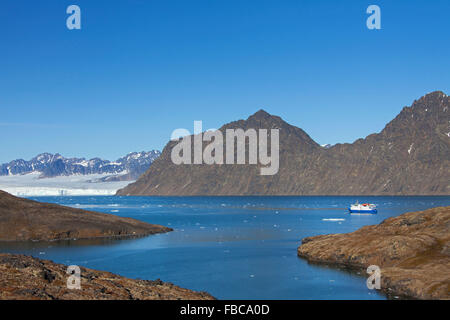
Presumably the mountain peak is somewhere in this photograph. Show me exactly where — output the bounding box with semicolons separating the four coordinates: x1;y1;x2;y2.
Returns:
408;90;449;113
420;90;447;99
248;109;272;120
413;91;448;107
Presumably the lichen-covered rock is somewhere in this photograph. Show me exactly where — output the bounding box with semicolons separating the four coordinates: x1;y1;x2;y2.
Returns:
0;254;214;300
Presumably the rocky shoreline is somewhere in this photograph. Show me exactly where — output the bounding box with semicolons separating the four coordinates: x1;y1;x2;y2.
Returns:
0;191;215;300
0;253;214;300
298;206;450;299
0;190;172;241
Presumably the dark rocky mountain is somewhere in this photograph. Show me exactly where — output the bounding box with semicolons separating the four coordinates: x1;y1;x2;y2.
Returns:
117;91;449;195
0;151;160;180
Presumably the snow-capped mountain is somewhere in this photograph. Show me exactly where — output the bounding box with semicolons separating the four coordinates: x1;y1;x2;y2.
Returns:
0;151;161;180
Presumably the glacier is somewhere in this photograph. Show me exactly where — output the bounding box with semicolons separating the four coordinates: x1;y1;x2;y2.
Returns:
0;172;132;196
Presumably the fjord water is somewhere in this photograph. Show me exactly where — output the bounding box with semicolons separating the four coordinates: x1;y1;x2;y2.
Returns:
2;196;449;299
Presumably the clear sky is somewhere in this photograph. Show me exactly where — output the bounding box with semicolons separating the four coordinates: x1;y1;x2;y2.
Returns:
1;0;449;163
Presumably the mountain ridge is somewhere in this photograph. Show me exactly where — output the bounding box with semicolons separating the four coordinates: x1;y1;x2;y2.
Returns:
0;151;161;181
117;91;449;196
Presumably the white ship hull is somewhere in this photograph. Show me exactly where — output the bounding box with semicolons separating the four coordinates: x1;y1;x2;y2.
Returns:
348;203;377;214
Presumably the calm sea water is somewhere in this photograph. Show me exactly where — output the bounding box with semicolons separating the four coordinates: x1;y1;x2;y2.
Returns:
2;196;449;299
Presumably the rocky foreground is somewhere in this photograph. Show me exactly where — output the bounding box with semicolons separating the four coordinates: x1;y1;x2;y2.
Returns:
298;206;450;299
0;254;214;300
0;190;171;241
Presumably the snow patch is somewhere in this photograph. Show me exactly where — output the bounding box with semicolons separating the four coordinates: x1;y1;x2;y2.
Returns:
408;143;414;155
74;160;89;167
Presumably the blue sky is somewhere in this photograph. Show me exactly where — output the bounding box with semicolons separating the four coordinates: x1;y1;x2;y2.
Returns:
0;0;449;163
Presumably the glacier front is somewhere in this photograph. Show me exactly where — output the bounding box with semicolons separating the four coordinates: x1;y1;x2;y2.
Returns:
0;172;132;196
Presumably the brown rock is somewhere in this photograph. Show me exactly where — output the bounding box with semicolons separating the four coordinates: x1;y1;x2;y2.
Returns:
297;206;450;299
0;190;172;241
0;254;214;300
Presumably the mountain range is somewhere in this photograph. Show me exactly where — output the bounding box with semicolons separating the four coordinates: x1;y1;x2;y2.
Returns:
117;91;450;195
0;151;161;181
